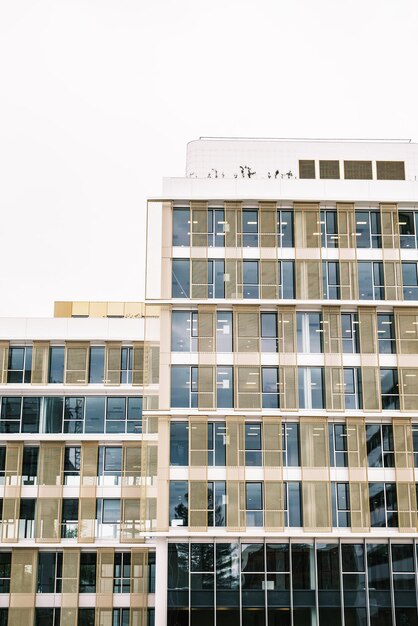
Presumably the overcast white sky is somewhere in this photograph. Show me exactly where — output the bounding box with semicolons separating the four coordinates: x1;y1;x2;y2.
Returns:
1;0;418;316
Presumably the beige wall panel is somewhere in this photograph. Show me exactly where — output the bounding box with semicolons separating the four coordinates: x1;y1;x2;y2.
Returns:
65;342;89;385
337;203;356;249
278;307;296;353
236;366;261;409
31;341;49;384
399;368;418;411
61;549;80;626
358;307;377;354
105;342;121;385
361;367;380;411
381;203;400;249
2;443;23;543
259;202;277;248
395;309;418;355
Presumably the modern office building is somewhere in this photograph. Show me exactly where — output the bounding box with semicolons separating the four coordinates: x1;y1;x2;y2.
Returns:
2;138;418;626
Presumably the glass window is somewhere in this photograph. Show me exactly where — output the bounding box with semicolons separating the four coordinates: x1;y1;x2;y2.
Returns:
216;312;232;352
298;367;324;409
169;481;188;527
0;448;5;485
126;397;142;434
262;367;279;408
35;608;61;626
170;422;188;466
172;208;190;247
322;261;340;299
171;311;194;352
369;483;397;527
0;397;21;433
120;347;133;384
79;553;97;593
208;259;225;298
22;447;39;485
358;261;384;300
297;312;322;353
261;312;278;352
242;209;258;247
172;259;190;298
98;447;122;485
331;483;350;527
208;482;226;527
245;424;262;466
355;211;381;248
402;262;418;300
208;208;225;248
392;544;414;573
88;347;104;383
48;347;65;383
283;423;300;467
78;609;95;626
278;210;294;247
320;210;338;247
341;313;359;353
112;609;130;626
21;397;40;433
329;424;348;467
279;260;295;299
97;499;120;538
64;397;84;433
106;397;126;434
377;314;396;353
44;397;63;434
243;261;259;299
171;366;190;408
37;552;62;593
64;447;81;485
61;499;78;538
380;368;399;410
7;346;32;383
399;211;417;249
0;553;11;593
343;368;362;410
84;396;105;433
113;552;131;593
19;498;36;539
217;367;233;409
245;483;263;527
208;422;226;466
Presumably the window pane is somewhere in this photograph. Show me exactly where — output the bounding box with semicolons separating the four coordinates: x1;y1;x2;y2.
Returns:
88;347;105;383
171;312;192;352
172;260;190;298
170;422;189;466
48;347;65;383
171;367;190;408
85;396;105;433
173;208;190;246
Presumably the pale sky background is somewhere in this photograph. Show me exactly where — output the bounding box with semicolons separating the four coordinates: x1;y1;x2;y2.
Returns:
1;0;418;317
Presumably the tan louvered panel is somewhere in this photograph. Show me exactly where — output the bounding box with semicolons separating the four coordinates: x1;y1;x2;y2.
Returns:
346;417;370;532
384;261;402;300
235;308;260;352
36;443;64;542
0;341;8;384
358;307;377;354
2;442;23;543
299;160;315;179
325;366;344;411
189;417;208;530
65;342;89;385
224;201;241;248
361;367;380;411
132;342;144;385
279;366;298;410
395;308;418;354
226;415;245;531
296;260;322;300
225;259;243;299
156;416;170;532
198;305;216;353
377;161;405;180
337;203;356;249
121;500;142;543
105;342;121;385
260;260;278;299
263;417;284;531
344;160;372;180
31;341;49;384
278;307;296;353
191;259;208;299
122;443;142;500
145;345;160;386
259;201;277;248
293;203;321;248
319;160;340;179
131;548;148;626
322;306;342;354
191;201;208;247
198;365;215;409
9;549;37;622
96;549;114;616
393;419;416;531
399;368;418;411
79;442;98;543
339;261;357;300
380;204;400;249
140;442;158;536
236;366;261;409
61;548;80;626
300;417;331;531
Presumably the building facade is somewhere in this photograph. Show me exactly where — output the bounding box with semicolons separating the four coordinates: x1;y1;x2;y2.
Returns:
2;138;418;626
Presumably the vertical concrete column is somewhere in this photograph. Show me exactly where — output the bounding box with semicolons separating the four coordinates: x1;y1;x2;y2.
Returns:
155;537;168;626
